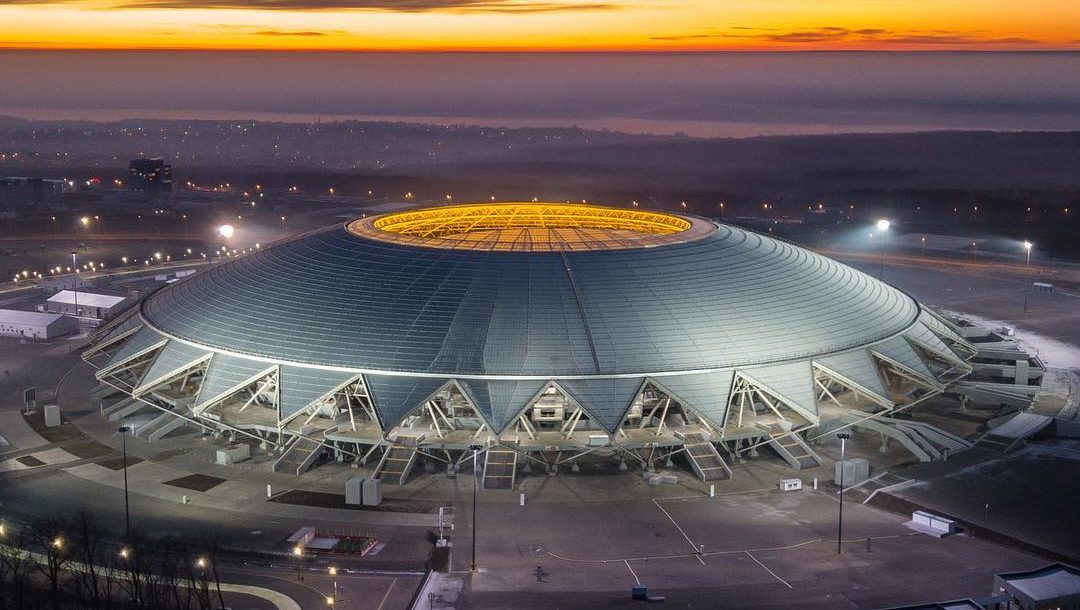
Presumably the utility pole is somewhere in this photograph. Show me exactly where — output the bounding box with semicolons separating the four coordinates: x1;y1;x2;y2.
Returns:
118;426;131;539
836;432;850;555
70;250;79;316
469;443;482;572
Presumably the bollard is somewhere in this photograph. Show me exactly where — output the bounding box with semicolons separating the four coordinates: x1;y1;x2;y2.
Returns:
267;484;273;498
182;495;189;504
709;484;715;498
866;537;871;553
520;493;526;507
813;477;818;490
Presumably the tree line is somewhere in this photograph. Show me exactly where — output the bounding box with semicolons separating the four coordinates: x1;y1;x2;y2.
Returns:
0;512;230;610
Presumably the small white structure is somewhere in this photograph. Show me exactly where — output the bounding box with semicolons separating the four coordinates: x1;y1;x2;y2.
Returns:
44;404;62;428
345;477;364;505
0;309;77;340
778;478;803;492
362;477;382;506
215;444;251;465
46;290;131;320
835;457;870;486
908;510;958;538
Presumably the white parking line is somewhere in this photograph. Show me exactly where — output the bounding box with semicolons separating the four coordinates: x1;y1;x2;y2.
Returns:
376;577;397;610
652;499;706;565
624;560;641;585
744;550;792;589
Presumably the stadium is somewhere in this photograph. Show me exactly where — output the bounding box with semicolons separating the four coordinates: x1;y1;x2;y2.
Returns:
83;202;977;488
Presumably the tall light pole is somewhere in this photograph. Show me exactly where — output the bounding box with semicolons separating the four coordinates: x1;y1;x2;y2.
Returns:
292;544;304;581
1024;241;1033;267
469;443;482;572
118;425;132;539
70;251;79;316
875;219;890;280
836;432;851;555
328;566;338;605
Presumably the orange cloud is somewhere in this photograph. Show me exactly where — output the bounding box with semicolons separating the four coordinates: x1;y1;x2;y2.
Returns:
0;0;1077;51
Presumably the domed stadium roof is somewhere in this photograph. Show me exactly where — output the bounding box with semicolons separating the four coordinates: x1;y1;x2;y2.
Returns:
89;203;973;434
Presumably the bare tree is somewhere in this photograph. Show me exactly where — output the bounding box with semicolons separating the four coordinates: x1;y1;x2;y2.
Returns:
29;517;71;610
200;532;228;610
69;511;108;609
0;526;33;610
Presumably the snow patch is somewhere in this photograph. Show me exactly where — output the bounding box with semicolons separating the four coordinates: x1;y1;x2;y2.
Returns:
938;309;1080;369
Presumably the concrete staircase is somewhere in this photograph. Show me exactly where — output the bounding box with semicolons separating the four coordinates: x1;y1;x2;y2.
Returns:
680;432;731;481
763;424;822;470
272;437;324;476
482;443;518;490
373;443;419;485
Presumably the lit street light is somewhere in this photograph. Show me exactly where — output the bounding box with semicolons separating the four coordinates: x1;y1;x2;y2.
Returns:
1024;241;1033;267
875;219;890;280
328;566;339;605
217;224;235;239
293;545;304;581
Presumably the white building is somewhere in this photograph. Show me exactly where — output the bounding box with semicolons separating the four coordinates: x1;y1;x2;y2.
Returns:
0;309;78;340
46;290;132;320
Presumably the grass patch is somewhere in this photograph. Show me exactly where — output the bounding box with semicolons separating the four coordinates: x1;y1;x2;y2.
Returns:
162;473;226;492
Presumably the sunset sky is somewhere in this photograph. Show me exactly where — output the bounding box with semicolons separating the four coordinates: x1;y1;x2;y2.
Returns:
2;0;1079;51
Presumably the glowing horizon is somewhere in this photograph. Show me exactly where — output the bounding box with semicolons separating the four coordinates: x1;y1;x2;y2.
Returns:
1;0;1079;51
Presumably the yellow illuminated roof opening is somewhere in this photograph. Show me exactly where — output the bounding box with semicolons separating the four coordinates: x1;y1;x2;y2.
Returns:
348;202;714;252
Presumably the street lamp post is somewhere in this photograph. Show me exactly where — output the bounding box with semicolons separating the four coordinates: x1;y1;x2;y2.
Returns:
875;219;890;280
293;545;304;580
469;443;482;572
836;432;851;555
328;566;338;605
118;426;132;540
70;251;79;316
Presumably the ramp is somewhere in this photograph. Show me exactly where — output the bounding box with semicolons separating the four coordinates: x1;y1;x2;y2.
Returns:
681;433;731;481
136;409;193;441
888;419;971;454
835;414;934;462
976;411;1053;452
273;437;324;475
763;424;822;470
954;381;1039;409
373;443;419;485
482;443;518;490
91;383;123;401
834;414;972;462
839;471;910;504
103;398;150;422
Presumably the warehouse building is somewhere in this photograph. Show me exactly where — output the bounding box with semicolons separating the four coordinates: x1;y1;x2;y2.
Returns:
0;309;77;340
47;290;132;320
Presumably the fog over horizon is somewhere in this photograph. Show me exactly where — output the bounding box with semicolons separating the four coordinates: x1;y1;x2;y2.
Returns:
2;51;1079;137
